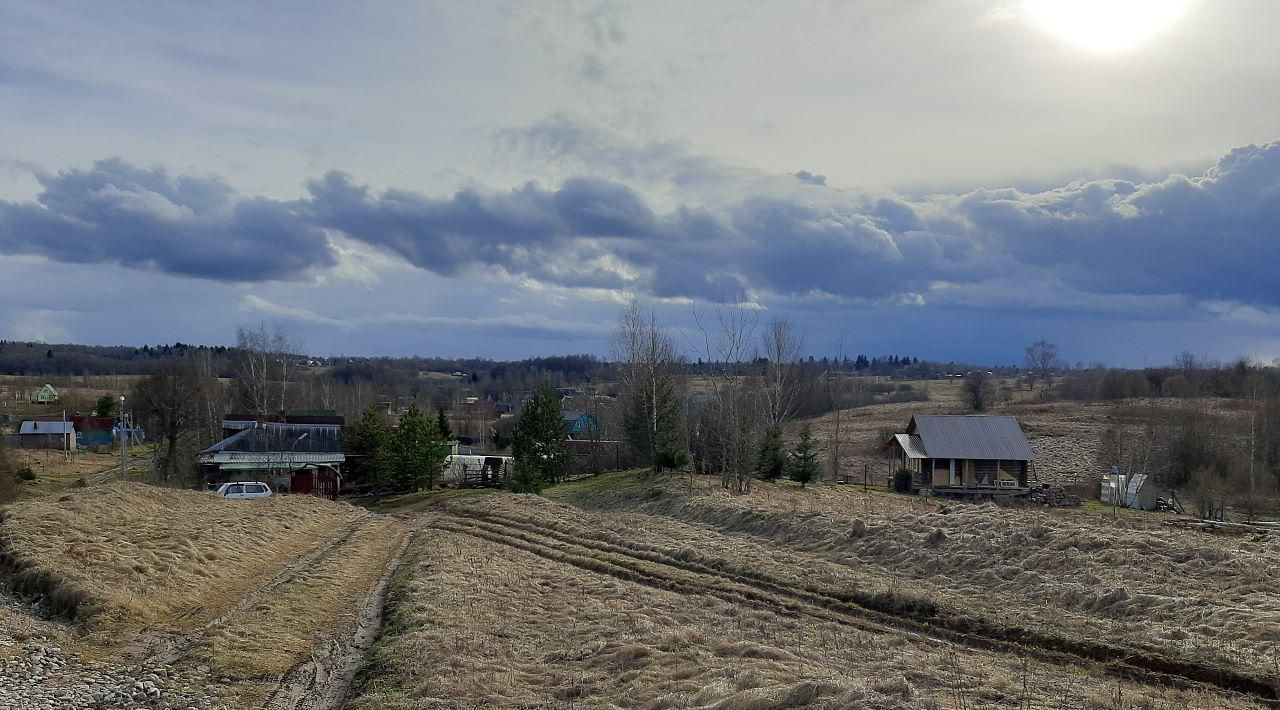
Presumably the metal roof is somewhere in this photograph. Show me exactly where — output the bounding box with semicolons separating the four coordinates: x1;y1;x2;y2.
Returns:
906;415;1034;461
893;433;929;459
199;451;344;465
19;421;74;435
201;422;343;455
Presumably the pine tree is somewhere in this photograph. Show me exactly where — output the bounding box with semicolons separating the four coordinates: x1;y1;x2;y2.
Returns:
394;403;451;491
755;425;786;480
436;407;453;441
624;374;685;473
788;427;820;488
94;394;116;417
511;382;570;492
348;405;391;488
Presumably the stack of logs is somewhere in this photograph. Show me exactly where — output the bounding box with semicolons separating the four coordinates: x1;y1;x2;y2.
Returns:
1023;485;1083;507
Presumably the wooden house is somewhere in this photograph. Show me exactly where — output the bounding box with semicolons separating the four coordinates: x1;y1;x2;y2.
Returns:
32;384;58;404
197;422;344;496
886;415;1035;496
19;420;75;449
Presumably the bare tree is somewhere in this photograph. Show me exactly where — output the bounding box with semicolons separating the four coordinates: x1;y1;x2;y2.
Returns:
235;324;274;420
271;325;302;414
234;323;301;419
825;339;847;484
132;359;217;484
613;300;684;473
758;316;805;428
690;298;760;492
1024;340;1060;391
961;370;995;412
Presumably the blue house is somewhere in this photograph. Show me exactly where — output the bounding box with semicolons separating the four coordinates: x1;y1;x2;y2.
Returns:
561;410;600;440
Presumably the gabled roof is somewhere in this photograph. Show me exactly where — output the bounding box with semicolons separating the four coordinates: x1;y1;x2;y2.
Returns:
904;415;1034;461
893;433;928;459
20;421;74;435
202;422;343;455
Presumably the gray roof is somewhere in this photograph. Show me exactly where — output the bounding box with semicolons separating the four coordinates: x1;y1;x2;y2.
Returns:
201;422;343;455
20;421;74;435
893;433;928;459
905;415;1034;461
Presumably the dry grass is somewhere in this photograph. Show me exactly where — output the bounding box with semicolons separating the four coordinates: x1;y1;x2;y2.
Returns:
349;512;1254;709
9;448;129;500
191;515;405;680
540;472;1280;685
0;481;368;629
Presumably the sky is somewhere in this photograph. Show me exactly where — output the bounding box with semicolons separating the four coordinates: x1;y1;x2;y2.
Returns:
2;0;1280;366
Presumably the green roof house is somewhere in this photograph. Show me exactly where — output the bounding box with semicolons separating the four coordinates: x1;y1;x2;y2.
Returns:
33;384;59;404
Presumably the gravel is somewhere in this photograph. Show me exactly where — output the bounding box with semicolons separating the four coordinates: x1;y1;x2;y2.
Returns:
0;636;233;710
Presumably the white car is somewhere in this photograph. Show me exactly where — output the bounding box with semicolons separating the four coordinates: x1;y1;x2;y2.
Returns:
215;481;273;499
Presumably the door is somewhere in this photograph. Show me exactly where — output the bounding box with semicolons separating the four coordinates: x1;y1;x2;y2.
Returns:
948;459;959;486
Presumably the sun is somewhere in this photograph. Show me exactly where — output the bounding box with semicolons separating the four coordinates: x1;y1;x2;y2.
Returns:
1024;0;1193;53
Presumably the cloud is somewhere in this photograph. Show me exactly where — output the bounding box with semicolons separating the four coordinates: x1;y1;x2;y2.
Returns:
793;170;827;186
0;158;335;281
7;138;1280;318
239;294;612;339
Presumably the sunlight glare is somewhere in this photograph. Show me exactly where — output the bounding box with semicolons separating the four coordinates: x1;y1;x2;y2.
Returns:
1025;0;1193;53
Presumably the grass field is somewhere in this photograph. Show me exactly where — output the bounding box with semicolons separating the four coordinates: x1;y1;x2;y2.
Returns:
0;482;408;706
348;471;1279;708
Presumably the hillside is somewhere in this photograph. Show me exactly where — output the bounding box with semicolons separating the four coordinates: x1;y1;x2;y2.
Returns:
0;482;408;708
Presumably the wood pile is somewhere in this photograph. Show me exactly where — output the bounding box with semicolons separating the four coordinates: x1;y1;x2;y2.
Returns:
1023;486;1083;507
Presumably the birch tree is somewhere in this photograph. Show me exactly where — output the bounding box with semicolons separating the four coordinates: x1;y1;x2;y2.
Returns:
613;301;685;473
691;299;760;492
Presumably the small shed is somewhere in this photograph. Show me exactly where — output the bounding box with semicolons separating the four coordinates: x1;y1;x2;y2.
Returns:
19;420;75;449
33;384;59;404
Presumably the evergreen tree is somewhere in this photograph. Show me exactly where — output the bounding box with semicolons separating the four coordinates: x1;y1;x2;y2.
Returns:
94;394;117;417
394;403;450;491
436;407;453;441
348;405;391;488
624;374;685;473
511;382;570;492
788;427;820;488
755;425;786;480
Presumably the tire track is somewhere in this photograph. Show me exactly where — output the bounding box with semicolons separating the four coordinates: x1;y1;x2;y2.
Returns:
143;515;370;666
431;509;1278;705
262;530;415;710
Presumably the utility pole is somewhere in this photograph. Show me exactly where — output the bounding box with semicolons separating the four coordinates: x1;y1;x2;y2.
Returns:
119;395;128;478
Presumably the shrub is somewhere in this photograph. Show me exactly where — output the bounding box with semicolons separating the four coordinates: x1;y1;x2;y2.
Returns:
892;469;915;493
17;467;36;482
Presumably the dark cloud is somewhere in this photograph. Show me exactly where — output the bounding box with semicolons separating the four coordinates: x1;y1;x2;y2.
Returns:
0;158;334;281
792;170;827;186
5;140;1280;313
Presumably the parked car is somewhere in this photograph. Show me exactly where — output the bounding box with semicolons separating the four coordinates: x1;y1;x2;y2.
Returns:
215;481;273;499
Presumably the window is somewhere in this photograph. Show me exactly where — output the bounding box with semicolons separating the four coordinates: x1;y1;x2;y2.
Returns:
225;484;244;495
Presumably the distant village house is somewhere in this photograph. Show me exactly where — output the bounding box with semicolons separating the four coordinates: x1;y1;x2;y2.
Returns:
18;420;75;449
